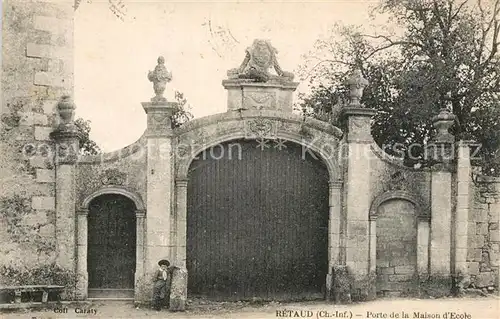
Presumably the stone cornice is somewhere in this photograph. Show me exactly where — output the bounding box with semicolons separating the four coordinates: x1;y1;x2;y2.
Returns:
221;79;299;90
340;106;376;120
174;110;343;138
141;101;178;113
50;128;82;141
79;134;147;164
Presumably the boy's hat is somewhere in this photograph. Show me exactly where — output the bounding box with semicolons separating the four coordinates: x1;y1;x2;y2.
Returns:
158;259;170;266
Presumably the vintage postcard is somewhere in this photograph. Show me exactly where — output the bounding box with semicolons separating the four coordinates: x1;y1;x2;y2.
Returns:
0;0;499;318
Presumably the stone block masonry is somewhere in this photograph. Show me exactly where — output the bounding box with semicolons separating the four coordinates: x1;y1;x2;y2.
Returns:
0;0;75;271
467;176;500;292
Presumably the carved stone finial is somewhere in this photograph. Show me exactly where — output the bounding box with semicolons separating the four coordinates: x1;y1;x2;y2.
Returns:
147;56;172;103
432;108;456;143
227;39;294;83
56;95;76;129
347;69;369;106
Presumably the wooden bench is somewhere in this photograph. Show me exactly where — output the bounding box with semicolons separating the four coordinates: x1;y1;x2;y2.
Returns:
0;285;65;304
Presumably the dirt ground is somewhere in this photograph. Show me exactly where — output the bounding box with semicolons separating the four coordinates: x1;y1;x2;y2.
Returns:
1;296;499;319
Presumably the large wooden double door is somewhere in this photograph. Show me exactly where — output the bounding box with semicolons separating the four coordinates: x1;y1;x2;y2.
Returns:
87;194;136;298
187;139;329;300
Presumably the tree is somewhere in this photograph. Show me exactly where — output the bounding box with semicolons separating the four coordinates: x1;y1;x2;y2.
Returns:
74;118;101;155
299;0;500;175
171;90;194;129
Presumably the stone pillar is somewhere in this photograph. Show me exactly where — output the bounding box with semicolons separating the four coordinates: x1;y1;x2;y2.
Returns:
455;141;472;278
50;96;81;272
369;218;377;275
142;56;177;279
143;100;176;271
427;108;456;279
340;70;376;300
135;209;146;300
75;209;88;300
326;180;343;299
417;216;430;277
169;267;187;311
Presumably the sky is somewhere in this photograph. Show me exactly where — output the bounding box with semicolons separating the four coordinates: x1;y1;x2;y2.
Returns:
74;0;380;151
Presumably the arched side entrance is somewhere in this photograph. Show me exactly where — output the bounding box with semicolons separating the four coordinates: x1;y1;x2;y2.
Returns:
369;191;430;297
375;199;417;296
87;194;137;297
186;139;330;300
77;187;146;300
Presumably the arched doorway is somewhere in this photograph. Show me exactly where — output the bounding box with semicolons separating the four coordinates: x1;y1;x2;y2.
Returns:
87;194;137;298
186;139;329;300
375;199;418;297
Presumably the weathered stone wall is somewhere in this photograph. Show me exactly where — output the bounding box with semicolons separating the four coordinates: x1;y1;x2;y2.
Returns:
0;0;74;271
369;145;431;209
76;138;148;206
375;199;418;297
368;145;430;297
467;175;500;293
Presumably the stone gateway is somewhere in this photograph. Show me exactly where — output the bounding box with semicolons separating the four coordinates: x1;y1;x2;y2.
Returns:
0;0;499;311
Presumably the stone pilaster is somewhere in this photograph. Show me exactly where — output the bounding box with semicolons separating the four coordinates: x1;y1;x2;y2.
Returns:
75;209;88;300
174;178;188;268
135;209;146;301
326;180;343;299
142;101;176;273
454;141;473;277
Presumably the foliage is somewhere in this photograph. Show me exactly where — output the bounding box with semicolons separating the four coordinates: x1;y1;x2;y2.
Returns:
0;263;79;299
172;91;194;129
298;0;500;175
74;118;101;156
0;194;56;254
0;101;23;130
0;194;32;241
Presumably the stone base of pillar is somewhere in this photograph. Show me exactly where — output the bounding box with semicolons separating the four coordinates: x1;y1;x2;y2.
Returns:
169;267;187;311
351;274;377;302
329;265;353;304
134;271;154;304
418;275;453;298
75;273;88;300
325;272;333;301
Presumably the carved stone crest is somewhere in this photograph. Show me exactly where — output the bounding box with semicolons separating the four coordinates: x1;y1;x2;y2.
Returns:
387;171;406;191
100;168;127;186
245;119;276;139
227;39;294;82
243;92;276;110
